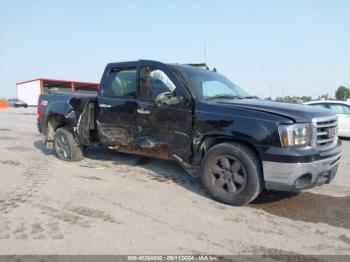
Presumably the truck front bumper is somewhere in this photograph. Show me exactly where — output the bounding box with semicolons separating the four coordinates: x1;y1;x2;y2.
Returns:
263;142;342;192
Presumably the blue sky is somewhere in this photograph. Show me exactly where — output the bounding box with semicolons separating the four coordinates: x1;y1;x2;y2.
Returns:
0;0;349;99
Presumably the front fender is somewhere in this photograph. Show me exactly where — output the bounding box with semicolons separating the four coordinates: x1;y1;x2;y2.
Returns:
193;111;281;163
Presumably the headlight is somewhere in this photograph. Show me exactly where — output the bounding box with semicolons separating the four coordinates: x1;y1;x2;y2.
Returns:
278;123;314;148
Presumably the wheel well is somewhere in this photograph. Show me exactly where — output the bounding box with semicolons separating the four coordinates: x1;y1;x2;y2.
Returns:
46;114;67;141
200;136;261;164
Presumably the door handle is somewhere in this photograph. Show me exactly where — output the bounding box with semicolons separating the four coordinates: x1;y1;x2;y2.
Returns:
137;108;150;114
99;103;111;108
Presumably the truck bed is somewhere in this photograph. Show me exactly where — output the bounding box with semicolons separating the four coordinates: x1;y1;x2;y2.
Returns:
38;89;97;143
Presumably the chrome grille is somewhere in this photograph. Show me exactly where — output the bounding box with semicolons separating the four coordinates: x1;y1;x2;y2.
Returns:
313;116;338;150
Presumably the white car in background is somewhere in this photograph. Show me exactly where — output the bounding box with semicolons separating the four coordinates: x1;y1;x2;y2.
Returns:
8;98;28;108
304;100;350;138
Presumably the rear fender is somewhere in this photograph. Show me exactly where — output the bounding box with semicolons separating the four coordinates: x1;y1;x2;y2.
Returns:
44;99;78;141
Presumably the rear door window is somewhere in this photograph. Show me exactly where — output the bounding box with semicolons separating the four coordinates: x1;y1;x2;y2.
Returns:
102;69;137;97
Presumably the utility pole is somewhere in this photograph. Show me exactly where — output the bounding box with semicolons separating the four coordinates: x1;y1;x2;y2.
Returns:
203;40;207;64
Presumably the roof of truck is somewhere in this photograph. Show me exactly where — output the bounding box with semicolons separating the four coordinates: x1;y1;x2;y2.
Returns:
105;60;211;71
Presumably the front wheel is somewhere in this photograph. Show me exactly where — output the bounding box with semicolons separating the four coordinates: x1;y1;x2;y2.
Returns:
53;127;84;161
201;142;263;206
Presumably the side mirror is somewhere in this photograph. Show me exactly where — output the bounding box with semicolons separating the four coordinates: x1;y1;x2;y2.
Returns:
155;92;183;106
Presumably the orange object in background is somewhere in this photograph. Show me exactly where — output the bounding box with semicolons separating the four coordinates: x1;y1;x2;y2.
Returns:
0;100;9;108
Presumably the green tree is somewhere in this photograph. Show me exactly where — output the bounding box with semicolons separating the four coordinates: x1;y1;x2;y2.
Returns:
275;97;284;102
335;86;350;101
274;96;314;103
320;94;330;100
301;96;312;102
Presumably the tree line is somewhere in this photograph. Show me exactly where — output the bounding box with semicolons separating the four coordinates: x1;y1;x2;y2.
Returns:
269;86;350;103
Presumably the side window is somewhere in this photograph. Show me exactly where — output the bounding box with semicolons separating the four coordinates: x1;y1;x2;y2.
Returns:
310;103;327;109
102;69;137;97
140;67;176;100
328;104;350;115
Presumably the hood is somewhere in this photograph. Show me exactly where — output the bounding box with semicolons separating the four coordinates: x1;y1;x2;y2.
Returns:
217;99;336;123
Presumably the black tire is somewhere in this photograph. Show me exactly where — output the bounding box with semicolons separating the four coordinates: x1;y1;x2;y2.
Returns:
53;127;84;161
13;104;18;108
201;142;263;206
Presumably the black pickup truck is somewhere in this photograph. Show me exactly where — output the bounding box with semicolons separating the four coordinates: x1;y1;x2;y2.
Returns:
37;60;342;205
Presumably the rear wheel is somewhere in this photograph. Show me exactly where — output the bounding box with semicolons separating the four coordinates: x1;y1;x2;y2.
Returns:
53;127;83;161
201;142;263;206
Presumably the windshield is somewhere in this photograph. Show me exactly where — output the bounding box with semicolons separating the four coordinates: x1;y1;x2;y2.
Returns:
178;66;250;101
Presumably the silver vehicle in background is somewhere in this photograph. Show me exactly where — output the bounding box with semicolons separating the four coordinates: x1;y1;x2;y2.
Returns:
304;100;350;138
8;98;28;108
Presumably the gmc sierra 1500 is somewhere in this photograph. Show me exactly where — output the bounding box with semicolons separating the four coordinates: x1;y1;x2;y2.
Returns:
37;60;342;205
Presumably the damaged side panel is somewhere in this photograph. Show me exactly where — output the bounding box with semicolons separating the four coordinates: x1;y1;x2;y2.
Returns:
96;121;134;146
95;96;139;148
135;99;194;162
73;97;97;145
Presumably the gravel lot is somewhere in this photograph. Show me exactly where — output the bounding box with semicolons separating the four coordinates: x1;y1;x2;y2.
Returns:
0;107;349;255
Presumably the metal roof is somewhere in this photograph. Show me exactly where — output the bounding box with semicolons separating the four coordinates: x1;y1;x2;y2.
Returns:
16;78;99;87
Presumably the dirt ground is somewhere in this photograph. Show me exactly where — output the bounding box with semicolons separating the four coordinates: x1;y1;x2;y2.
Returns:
0;107;349;255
